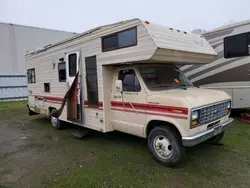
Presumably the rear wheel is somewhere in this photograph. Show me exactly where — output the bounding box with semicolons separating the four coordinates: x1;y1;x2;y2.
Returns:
50;109;62;130
148;126;185;167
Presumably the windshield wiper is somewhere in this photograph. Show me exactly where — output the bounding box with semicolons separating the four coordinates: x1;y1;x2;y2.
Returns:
177;84;187;90
152;84;173;88
152;84;187;90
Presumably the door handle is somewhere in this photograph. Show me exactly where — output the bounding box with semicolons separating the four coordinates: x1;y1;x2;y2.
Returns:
123;92;138;95
66;81;70;89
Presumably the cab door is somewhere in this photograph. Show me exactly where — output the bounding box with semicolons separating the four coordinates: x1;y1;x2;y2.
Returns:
111;68;146;137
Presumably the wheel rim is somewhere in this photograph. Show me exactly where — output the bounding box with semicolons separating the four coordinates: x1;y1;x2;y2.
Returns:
51;116;58;128
153;135;173;159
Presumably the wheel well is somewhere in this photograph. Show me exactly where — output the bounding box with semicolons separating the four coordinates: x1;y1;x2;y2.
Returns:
48;107;56;114
146;120;181;138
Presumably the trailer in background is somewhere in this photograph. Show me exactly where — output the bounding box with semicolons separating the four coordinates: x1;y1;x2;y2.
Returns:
181;20;250;109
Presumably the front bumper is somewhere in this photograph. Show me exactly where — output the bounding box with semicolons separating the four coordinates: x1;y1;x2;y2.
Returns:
182;118;234;147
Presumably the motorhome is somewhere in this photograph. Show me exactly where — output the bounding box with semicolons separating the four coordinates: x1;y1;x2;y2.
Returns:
26;19;233;167
181;20;250;109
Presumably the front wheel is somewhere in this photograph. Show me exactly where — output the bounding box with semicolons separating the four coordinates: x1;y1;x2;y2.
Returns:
148;126;185;167
50;109;62;130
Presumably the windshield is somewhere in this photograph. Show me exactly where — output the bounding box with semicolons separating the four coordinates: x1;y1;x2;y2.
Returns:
138;65;193;91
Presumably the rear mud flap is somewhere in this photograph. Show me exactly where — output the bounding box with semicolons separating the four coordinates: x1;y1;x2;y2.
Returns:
27;104;39;116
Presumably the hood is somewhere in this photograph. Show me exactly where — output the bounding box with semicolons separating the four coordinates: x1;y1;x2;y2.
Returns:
147;87;231;109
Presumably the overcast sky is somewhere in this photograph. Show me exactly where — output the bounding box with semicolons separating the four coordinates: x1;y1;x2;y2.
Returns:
0;0;249;33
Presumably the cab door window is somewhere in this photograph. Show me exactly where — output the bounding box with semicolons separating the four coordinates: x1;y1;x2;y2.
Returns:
118;69;141;92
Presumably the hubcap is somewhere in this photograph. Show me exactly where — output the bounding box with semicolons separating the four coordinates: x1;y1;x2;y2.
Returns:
51;116;58;127
153;135;172;159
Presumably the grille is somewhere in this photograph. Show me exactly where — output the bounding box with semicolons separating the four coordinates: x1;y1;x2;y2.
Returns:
199;102;228;125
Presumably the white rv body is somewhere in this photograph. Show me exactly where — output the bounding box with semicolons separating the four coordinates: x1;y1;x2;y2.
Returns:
26;19;233;166
181;20;250;109
26;18;217;132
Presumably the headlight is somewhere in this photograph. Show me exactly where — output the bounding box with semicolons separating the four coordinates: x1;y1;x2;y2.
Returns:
191;111;199;120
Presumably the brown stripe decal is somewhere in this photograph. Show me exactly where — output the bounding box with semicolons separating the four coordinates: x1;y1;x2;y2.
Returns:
182;64;203;74
209;38;224;45
188;56;246;80
212;41;223;49
203;28;234;40
193;63;250;85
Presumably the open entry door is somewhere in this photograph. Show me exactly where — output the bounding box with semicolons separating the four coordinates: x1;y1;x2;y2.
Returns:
66;52;79;87
65;52;82;121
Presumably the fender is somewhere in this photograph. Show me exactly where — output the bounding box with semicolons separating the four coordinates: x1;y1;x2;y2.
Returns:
144;115;189;137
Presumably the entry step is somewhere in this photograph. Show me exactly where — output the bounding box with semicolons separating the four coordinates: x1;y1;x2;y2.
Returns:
71;127;90;139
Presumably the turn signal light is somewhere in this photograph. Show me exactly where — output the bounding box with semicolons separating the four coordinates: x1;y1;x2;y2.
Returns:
145;21;150;24
191;120;198;126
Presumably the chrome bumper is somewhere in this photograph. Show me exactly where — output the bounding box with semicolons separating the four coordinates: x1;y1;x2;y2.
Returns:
182;118;234;147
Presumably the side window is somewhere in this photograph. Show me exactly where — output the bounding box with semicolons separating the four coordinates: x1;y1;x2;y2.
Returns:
27;68;36;84
118;28;137;48
118;69;141;92
224;32;250;58
44;83;50;92
85;56;99;106
102;34;118;51
68;53;77;77
102;27;137;52
58;62;66;82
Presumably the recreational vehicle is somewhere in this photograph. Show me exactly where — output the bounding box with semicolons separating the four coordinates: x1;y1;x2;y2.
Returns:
181;20;250;109
26;19;233;167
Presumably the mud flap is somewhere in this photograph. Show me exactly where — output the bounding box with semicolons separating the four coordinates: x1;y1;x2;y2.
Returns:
50;72;80;118
27;104;39;116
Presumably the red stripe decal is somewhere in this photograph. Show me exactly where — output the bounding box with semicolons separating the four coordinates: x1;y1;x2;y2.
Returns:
32;95;187;117
45;100;62;104
111;101;188;115
111;108;187;120
84;100;103;108
34;95;63;102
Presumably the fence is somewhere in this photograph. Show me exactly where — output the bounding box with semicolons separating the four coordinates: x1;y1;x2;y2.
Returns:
0;75;27;101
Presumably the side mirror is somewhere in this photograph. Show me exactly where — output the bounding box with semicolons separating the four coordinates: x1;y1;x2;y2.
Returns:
224;32;250;59
115;80;123;93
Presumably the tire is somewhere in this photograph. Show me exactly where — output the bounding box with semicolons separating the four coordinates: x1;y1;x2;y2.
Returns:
50;109;62;130
148;126;185;167
208;132;224;144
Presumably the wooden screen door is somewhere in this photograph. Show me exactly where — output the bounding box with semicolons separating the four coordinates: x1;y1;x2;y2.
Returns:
65;51;82;121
